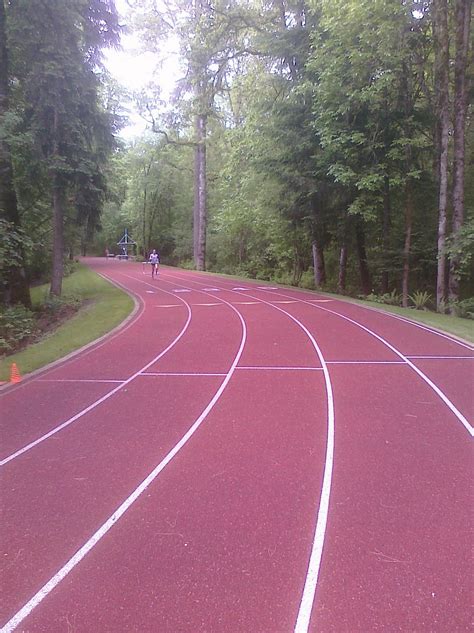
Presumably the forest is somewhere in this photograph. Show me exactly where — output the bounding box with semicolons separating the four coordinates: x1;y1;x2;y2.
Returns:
1;0;473;319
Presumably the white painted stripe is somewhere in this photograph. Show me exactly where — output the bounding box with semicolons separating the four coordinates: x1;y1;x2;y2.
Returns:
326;361;405;365
153;304;181;308
192;303;223;306
1;291;248;633
236;366;323;371
145;290;155;294
202;288;220;291
406;355;474;360
0;301;193;467
308;299;333;303
257;286;278;290
232;301;260;305
270;300;297;304
232;287;249;291
37;379;125;384
140;372;227;377
173;289;191;293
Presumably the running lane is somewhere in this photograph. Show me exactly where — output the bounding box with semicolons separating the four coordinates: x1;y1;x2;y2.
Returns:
1;260;332;632
1;261;472;632
162;268;473;631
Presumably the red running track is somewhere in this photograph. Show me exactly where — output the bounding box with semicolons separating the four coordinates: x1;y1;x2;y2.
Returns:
0;258;472;632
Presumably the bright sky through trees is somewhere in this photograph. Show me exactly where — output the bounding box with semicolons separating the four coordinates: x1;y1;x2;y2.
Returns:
104;0;180;138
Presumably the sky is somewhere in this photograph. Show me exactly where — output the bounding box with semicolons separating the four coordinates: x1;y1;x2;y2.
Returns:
104;0;180;139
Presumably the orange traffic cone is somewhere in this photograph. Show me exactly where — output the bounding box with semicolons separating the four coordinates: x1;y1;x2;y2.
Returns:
10;363;22;384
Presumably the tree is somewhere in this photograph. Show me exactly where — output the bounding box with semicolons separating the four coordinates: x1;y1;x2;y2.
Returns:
8;0;120;296
0;0;31;307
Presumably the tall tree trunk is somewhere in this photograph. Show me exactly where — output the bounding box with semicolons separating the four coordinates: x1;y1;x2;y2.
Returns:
312;241;326;287
381;175;391;294
448;0;472;312
143;187;147;258
433;0;450;311
355;220;371;295
0;0;31;308
195;113;207;271
402;181;413;307
50;175;64;296
337;244;348;294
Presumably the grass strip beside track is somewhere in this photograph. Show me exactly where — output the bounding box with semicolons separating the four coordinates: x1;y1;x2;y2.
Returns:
0;265;134;382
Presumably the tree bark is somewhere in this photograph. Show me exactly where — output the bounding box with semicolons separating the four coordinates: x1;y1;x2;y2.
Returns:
402;181;413;307
448;0;472;312
355;220;371;295
0;0;31;308
337;244;348;294
312;241;326;287
433;0;450;311
195;113;207;271
50;176;64;296
381;175;391;294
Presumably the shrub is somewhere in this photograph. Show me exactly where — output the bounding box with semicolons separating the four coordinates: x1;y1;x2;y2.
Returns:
0;305;37;354
409;290;432;310
455;297;474;320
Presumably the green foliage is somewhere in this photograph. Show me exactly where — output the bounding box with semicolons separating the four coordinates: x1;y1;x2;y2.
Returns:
409;291;432;310
456;298;474;320
363;289;401;306
0;305;36;353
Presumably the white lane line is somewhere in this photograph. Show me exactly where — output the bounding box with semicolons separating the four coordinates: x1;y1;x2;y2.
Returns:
236;366;323;371
192;303;223;306
257;286;279;290
145;291;155;294
173;289;191;293
2;279;248;633
406;355;474;360
326;361;405;365
270;300;298;304
154;305;181;308
37;379;126;384
140;372;227;377
0;299;193;467
202;288;220;291
273;292;474;438
232;301;260;305
232;287;249;291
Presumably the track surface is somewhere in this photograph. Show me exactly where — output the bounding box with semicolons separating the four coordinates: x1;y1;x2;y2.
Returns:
1;258;472;632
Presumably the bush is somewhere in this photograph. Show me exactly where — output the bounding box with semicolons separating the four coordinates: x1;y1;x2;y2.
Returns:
456;297;474;319
409;290;432;310
0;305;37;354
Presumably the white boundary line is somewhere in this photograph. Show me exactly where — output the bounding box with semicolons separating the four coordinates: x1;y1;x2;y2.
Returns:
140;372;227;377
236;366;323;371
0;288;193;467
1;300;247;633
265;289;474;438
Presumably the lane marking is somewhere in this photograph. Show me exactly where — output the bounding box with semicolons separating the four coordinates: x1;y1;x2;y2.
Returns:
192;302;223;306
232;287;249;291
236;366;323;371
406;355;474;360
0;298;193;467
173;289;191;293
326;360;405;365
308;299;333;303
1;286;248;633
202;288;220;291
232;301;260;305
145;291;155;294
37;379;126;384
154;304;181;308
140;372;227;377
270;300;298;304
258;286;278;290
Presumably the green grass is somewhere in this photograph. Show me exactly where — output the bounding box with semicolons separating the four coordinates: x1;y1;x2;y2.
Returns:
0;264;134;382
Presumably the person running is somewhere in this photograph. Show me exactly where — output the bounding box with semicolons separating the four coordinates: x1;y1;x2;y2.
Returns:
149;249;160;278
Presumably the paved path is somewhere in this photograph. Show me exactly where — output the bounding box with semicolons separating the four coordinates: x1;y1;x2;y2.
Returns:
1;258;472;632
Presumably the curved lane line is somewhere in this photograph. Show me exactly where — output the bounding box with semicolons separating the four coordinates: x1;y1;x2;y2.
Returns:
0;285;192;467
1;281;248;633
157;270;335;633
252;285;473;437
